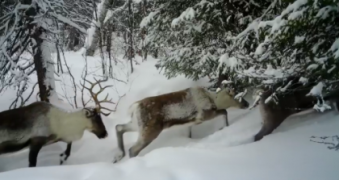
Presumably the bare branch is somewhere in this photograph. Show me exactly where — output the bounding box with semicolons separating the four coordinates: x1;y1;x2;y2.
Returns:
9;82;38;109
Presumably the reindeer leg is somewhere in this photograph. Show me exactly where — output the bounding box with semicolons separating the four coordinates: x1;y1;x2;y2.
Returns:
223;110;229;127
60;143;72;165
214;109;228;130
188;126;193;138
129;125;162;158
334;101;339;112
254;117;285;142
113;122;136;163
29;137;48;167
188;111;205;139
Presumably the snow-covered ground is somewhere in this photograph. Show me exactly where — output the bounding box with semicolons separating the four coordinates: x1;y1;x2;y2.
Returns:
0;51;338;180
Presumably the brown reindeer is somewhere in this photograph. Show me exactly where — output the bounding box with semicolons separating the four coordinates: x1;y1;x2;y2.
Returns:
113;86;249;163
252;84;339;142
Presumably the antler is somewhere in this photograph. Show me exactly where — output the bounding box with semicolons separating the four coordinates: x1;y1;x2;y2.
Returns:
80;76;115;116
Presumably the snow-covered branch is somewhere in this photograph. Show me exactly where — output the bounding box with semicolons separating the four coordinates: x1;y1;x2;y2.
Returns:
48;12;87;34
0;0;93;103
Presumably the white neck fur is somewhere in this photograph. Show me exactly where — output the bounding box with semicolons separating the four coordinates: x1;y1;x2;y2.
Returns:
47;108;90;142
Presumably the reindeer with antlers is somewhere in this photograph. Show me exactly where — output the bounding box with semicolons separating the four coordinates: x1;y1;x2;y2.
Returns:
0;72;116;167
58;75;117;165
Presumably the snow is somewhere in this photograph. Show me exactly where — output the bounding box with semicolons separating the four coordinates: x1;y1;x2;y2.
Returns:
316;6;338;19
84;0;106;49
299;77;308;84
294;36;305;44
221;80;232;84
40;32;57;99
140;11;158;28
254;43;264;55
330;38;339;59
234;89;248;100
280;0;308;20
104;1;128;24
308;81;324;97
313;102;332;113
235;0;310;64
215;87;221;93
171;7;195;27
306;82;333;113
48;12;87;34
218;54;239;71
248;90;262;110
307;64;319;70
0;52;339;180
327;65;336;73
288;6;308;20
263;64;284;78
312;40;324;53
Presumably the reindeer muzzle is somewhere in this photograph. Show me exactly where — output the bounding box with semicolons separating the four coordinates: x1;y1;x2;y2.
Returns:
94;130;108;139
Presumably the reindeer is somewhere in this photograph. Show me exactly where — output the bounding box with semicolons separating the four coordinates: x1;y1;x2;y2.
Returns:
251;83;339;142
113;86;249;163
0;77;114;167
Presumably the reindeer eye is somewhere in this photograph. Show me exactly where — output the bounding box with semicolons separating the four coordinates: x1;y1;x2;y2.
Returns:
85;111;91;117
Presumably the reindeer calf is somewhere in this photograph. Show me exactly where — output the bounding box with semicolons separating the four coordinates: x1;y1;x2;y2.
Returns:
113;86;249;163
0;101;108;167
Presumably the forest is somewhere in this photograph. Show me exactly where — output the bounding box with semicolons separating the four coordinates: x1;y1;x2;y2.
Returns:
0;0;338;179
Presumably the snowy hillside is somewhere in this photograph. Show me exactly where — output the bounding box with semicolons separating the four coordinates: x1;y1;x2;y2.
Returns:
0;52;338;180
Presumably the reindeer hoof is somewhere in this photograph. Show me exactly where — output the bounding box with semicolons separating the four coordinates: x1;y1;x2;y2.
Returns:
59;152;69;165
113;151;124;164
254;134;263;142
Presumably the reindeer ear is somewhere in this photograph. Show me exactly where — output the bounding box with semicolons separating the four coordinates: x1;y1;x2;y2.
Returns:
84;108;97;117
224;88;235;96
84;108;94;117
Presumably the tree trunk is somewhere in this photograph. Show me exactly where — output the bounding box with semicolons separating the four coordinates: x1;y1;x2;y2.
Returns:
99;29;106;76
24;0;54;102
68;28;80;51
216;73;228;88
127;0;134;73
31;27;53;102
153;48;158;58
85;0;114;56
141;0;148;61
106;23;116;77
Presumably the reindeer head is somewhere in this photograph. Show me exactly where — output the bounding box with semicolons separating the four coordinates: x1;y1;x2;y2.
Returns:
83;106;108;139
80;75;116;139
215;87;249;109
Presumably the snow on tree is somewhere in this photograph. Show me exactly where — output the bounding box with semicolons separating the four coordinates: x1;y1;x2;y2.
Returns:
84;0;114;56
141;0;271;90
0;0;89;105
141;0;339;110
226;0;339;105
60;0;97;51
